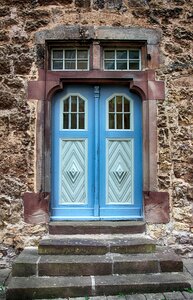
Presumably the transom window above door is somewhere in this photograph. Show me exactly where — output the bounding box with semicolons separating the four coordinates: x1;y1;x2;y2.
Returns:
52;49;89;70
104;49;141;71
50;46;142;71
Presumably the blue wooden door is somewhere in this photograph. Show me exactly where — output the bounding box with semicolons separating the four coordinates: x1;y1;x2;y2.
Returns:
51;84;142;220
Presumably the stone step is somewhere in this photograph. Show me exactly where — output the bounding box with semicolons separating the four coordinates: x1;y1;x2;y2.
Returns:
6;273;191;300
12;247;183;277
38;234;156;255
49;221;146;235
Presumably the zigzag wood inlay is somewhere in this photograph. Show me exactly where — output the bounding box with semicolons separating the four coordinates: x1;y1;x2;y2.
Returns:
61;140;87;204
107;140;132;204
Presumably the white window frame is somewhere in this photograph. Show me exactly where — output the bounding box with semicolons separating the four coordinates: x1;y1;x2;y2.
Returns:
51;48;89;71
60;93;88;131
106;93;133;131
103;49;141;71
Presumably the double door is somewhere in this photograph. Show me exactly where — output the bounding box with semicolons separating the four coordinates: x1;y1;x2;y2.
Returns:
51;84;142;220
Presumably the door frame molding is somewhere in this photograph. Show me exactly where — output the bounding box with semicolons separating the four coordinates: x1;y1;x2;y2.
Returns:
24;26;168;224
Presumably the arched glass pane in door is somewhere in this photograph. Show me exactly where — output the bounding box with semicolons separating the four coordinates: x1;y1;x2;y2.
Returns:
108;95;132;130
62;95;86;130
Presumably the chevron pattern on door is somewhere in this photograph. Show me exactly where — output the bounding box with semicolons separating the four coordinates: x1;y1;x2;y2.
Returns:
106;139;133;204
60;139;87;204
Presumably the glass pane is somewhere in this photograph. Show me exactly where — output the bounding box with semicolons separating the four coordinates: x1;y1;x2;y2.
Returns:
63;113;69;129
124;114;130;129
77;61;88;70
129;61;140;70
71;96;77;112
109;98;115;112
109;113;115;129
129;50;140;59
117;61;127;70
116;96;122;112
79;113;85;129
65;60;76;69
63;98;69;112
53;60;63;70
65;50;76;59
77;50;88;59
117;50;127;59
79;98;85;112
104;61;115;70
71;113;77;129
124;98;130;112
53;50;63;59
104;50;115;59
117;114;122;129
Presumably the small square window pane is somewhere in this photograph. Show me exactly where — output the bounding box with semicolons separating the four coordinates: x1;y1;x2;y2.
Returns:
129;60;140;70
64;99;69;112
53;50;63;59
79;113;85;129
71;113;77;129
129;50;140;59
53;60;63;70
104;61;115;70
71;96;77;112
109;98;115;112
104;50;115;59
124;98;130;112
117;60;127;70
63;113;69;129
117;50;127;59
79;98;85;112
65;60;76;69
77;50;88;59
77;61;88;70
124;114;130;129
117;114;122;129
65;50;76;59
116;96;122;112
109;113;115;129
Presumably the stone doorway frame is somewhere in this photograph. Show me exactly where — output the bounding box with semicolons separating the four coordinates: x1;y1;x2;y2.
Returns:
24;26;169;224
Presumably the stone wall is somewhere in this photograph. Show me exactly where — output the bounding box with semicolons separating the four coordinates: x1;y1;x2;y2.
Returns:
0;0;192;263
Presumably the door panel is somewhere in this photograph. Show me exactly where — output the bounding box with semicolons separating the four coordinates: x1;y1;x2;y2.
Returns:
60;139;88;205
106;139;133;205
51;84;142;220
99;85;142;218
51;85;95;219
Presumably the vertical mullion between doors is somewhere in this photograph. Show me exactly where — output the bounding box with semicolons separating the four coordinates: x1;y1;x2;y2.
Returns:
94;86;100;216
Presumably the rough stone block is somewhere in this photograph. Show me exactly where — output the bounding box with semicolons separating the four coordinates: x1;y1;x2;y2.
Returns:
114;259;159;274
126;295;146;299
0;90;16;109
38;238;108;255
39;255;112;276
160;258;183;272
48;221;146;235
93;0;105;9
163;291;185;299
75;0;91;8
128;0;148;7
106;0;122;9
182;291;193;299
144;294;165;300
12;248;39;277
38;0;72;4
